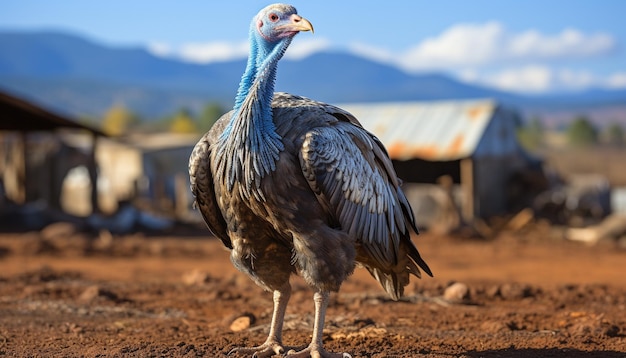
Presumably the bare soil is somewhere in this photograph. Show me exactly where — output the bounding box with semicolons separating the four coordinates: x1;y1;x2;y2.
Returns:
0;224;625;357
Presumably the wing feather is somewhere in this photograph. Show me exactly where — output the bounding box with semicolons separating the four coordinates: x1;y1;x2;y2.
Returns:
189;115;232;249
299;119;429;277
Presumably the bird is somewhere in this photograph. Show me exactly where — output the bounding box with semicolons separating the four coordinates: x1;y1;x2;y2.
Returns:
189;4;432;357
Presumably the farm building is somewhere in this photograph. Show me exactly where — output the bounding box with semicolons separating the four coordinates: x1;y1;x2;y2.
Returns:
72;132;198;217
0;90;105;223
35;131;199;221
340;98;546;228
0;90;195;230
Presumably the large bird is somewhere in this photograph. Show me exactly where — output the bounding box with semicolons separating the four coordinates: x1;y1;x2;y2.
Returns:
189;4;432;357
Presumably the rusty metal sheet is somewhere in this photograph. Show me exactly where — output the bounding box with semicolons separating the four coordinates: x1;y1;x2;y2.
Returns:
340;99;496;161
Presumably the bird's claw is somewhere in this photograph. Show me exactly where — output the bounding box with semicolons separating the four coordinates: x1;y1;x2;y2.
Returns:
228;340;285;358
284;345;351;358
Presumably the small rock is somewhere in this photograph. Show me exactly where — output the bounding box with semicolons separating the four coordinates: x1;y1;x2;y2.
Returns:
92;230;114;251
499;283;534;300
182;269;212;286
486;285;501;298
79;285;101;302
230;314;255;332
78;285;119;302
443;282;470;303
40;222;77;241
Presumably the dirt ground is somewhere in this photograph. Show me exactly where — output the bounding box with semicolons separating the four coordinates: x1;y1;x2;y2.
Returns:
0;223;625;357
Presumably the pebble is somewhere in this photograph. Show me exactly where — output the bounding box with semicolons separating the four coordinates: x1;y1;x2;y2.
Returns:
443;282;470;303
182;269;211;286
79;285;101;302
40;222;77;241
78;285;119;302
499;283;534;300
230;314;255;332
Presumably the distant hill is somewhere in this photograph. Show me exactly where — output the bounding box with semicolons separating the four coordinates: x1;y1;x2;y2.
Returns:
1;30;625;121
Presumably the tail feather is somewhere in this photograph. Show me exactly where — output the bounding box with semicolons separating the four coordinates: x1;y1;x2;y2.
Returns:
365;243;433;301
407;260;422;279
408;243;433;277
366;267;404;301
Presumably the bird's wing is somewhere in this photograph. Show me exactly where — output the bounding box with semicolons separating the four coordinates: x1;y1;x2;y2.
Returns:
298;104;431;277
189;115;232;249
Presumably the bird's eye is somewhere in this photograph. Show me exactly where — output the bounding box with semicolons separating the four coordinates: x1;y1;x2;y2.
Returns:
268;13;279;22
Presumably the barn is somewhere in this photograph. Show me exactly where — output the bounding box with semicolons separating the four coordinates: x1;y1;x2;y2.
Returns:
0;90;105;222
0;90;192;231
340;98;545;227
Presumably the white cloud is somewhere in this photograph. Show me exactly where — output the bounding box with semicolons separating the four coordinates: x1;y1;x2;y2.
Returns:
145;22;621;93
178;41;249;63
283;37;332;60
556;69;597;90
606;72;626;89
347;42;395;64
456;68;481;83
147;37;331;63
469;67;626;93
383;22;619;93
509;28;616;59
482;65;554;93
148;23;616;69
392;22;617;72
147;40;248;63
398;22;504;71
146;41;173;57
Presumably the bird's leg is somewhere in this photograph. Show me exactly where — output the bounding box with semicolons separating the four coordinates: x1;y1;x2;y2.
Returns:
228;283;291;358
286;291;351;358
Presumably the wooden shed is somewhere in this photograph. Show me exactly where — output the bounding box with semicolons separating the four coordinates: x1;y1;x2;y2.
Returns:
0;90;105;215
61;131;201;217
340;98;545;227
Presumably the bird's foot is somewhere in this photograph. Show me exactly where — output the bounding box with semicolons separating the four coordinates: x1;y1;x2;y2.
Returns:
285;344;351;358
228;339;285;358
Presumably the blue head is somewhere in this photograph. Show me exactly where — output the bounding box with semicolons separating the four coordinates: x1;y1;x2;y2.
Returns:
252;4;313;58
234;4;313;110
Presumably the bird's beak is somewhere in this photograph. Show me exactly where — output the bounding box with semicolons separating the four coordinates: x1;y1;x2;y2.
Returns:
281;14;314;34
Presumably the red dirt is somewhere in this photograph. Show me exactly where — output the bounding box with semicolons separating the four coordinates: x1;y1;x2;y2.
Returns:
0;225;625;357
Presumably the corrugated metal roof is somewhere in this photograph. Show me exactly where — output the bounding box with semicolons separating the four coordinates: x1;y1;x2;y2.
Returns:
339;98;497;161
0;90;106;136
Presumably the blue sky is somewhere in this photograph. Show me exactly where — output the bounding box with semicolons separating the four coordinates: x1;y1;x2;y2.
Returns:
2;0;625;93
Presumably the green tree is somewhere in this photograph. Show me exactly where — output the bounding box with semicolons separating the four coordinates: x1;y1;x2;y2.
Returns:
517;116;544;151
169;108;198;133
197;102;225;133
604;122;624;147
101;104;139;136
566;116;597;147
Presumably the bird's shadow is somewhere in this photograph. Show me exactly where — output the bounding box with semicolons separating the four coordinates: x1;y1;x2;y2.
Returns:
464;348;625;357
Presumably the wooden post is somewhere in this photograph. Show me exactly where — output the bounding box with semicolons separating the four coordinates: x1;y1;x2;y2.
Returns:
460;157;475;221
88;133;100;214
18;131;27;204
174;172;188;219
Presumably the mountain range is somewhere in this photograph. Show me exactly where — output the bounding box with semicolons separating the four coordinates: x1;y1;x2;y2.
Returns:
1;30;625;123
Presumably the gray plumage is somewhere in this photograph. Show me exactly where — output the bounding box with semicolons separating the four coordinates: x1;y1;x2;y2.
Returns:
189;4;431;357
191;92;431;297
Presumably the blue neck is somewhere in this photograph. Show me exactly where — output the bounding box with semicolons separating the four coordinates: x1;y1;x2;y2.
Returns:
233;25;292;121
217;28;290;200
